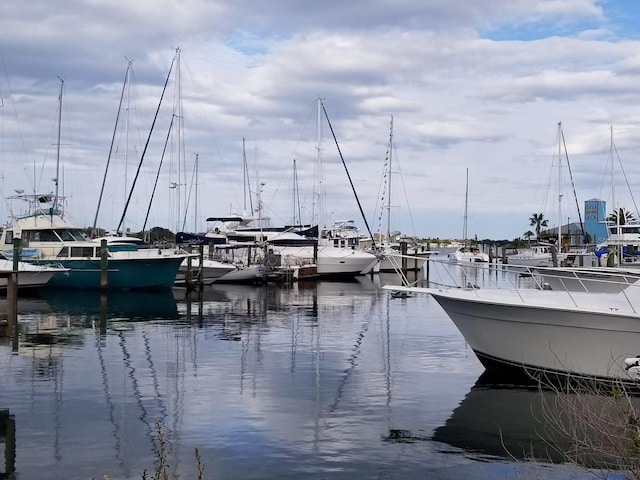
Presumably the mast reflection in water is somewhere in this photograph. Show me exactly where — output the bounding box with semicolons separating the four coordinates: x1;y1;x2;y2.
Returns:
0;269;625;479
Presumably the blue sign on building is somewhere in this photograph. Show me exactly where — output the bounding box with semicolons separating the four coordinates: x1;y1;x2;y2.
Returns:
584;198;607;244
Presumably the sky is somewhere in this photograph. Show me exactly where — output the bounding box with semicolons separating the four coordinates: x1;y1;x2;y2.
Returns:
2;0;640;241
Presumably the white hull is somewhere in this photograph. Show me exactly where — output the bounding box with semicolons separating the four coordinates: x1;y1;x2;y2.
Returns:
272;245;378;276
177;258;236;285
385;282;640;382
217;264;267;284
0;259;66;289
448;249;490;263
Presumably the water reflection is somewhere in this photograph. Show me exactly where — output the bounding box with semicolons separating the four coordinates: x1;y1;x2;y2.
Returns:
433;371;640;469
7;274;608;479
38;289;179;320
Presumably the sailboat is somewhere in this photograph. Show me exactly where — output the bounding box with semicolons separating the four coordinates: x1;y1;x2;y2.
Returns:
268;97;378;277
1;79;188;290
506;122;575;269
367;115;430;272
448;168;489;263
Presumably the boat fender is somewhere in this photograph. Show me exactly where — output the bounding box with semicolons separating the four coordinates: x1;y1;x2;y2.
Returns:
624;357;640;374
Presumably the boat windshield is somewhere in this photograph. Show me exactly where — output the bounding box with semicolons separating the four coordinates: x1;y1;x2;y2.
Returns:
55;229;86;241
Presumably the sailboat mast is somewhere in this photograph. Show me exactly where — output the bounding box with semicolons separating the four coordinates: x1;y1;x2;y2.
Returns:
557;122;563;248
462;168;468;242
611;125;620;265
53;78;63;215
314;97;324;229
386;115;393;241
194;153;198;232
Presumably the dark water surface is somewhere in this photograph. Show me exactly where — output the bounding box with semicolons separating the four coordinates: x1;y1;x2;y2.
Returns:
0;265;623;479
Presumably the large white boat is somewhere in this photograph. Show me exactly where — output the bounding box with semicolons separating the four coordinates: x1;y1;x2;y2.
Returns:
384;261;640;384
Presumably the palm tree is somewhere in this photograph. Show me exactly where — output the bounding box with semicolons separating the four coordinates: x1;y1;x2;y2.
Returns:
529;213;549;240
523;230;535;245
606;207;635;225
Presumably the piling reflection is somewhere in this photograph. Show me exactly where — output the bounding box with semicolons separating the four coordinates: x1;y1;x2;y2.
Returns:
0;409;15;479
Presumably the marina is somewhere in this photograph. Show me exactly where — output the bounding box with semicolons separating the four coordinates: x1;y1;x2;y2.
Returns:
0;263;628;479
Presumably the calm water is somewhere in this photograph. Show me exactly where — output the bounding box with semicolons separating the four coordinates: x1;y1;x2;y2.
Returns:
0;263;622;479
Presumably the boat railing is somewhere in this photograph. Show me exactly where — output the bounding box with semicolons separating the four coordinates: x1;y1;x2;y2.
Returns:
425;258;640;312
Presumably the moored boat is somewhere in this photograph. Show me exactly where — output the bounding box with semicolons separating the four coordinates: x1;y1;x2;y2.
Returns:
383;260;640;385
1;195;188;290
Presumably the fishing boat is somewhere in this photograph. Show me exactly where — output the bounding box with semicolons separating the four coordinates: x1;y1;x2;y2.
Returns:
1;79;188;290
1;196;188;290
383;260;640;385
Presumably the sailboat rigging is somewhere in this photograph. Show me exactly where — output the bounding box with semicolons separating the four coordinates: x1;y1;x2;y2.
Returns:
319;98;376;248
92;62;131;236
116;50;177;234
447;169;490;263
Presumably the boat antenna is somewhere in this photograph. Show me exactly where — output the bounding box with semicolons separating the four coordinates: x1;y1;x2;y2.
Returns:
117;50;176;233
92;61;130;237
320;99;376;248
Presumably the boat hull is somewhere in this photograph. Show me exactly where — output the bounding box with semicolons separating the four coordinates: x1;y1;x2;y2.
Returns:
35;256;185;290
431;292;640;382
217;265;267;284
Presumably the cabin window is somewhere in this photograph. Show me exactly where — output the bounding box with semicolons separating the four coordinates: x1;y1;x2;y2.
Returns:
70;247;95;257
56;229;80;241
4;231;12;245
57;247;69;257
29;230;59;242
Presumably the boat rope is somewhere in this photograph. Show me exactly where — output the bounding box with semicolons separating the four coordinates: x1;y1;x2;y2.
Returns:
560;125;586;241
142;114;175;235
320;99;377;248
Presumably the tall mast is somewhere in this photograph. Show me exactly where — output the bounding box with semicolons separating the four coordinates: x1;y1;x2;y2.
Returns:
194;153;198;232
462;168;468;242
242;137;254;214
611;125;619;265
557;122;562;249
386;115;393;241
53;77;63;215
314;97;324;228
93;62;130;236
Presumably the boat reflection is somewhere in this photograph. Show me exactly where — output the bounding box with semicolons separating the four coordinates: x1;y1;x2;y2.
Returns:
174;277;381;319
37;289;179;320
432;371;640;465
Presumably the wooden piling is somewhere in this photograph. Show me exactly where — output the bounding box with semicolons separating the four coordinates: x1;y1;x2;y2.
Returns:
6;238;19;347
100;239;108;290
185;252;193;290
198;245;204;290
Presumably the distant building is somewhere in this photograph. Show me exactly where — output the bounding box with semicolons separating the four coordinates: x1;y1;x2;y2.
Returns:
539;198;608;247
584;198;607;244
